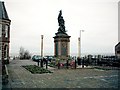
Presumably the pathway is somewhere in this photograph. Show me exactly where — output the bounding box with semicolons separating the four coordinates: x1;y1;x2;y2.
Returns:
3;59;119;89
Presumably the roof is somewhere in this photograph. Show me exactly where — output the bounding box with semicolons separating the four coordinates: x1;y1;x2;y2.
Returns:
115;42;120;50
0;1;9;20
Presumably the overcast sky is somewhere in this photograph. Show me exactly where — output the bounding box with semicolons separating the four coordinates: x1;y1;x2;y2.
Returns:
3;0;119;56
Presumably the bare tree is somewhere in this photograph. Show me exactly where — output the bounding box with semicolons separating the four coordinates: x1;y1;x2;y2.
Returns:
19;47;31;60
24;50;31;59
19;47;24;59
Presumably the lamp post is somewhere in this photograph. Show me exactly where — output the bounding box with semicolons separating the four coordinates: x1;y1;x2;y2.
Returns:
78;30;84;58
41;35;44;67
41;35;43;58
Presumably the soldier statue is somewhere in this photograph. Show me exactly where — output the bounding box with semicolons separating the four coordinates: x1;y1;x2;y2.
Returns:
57;10;66;34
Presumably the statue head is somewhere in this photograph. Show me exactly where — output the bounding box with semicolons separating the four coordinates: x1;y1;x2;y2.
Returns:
59;10;62;15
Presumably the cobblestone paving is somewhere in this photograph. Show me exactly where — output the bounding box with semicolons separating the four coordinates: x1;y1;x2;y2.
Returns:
5;59;119;88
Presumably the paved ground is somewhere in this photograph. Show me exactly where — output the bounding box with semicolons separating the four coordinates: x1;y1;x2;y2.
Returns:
2;59;119;89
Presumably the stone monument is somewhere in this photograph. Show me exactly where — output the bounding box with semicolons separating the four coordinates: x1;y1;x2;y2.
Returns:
53;10;71;59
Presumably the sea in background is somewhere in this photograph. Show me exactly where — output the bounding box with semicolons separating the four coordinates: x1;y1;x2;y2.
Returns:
10;52;115;58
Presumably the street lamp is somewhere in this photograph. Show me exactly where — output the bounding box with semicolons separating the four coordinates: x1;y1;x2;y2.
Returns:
41;35;44;58
41;35;44;67
78;30;84;58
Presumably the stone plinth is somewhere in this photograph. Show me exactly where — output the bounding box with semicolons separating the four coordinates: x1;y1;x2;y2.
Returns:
53;33;71;59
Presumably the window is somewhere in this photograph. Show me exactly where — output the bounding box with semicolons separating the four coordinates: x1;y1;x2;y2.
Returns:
0;24;2;37
0;50;1;60
5;25;8;37
0;43;1;60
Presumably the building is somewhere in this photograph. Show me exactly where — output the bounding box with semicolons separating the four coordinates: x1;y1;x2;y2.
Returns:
0;1;11;64
116;2;120;59
115;42;120;59
118;1;120;42
53;10;71;59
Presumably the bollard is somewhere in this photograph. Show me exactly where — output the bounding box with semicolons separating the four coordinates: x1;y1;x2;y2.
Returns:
88;55;92;66
77;57;81;65
37;60;39;66
46;60;48;69
82;58;84;68
58;61;60;69
75;59;76;69
98;55;102;66
41;59;43;67
66;60;69;69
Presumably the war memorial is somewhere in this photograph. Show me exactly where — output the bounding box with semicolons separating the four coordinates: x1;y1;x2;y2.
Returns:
0;1;120;89
53;10;71;60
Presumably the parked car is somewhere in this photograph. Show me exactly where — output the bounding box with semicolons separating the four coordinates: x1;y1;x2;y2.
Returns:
44;56;55;62
32;55;42;61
